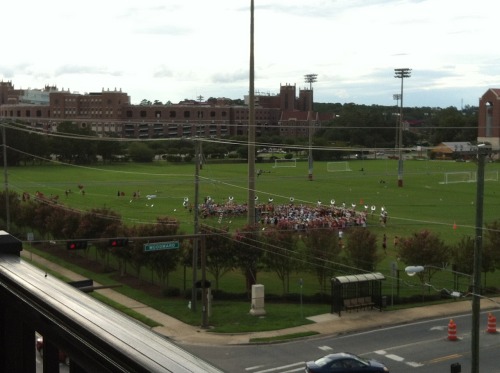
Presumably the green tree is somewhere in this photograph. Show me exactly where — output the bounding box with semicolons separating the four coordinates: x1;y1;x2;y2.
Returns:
302;222;342;292
397;230;449;296
344;227;379;272
483;220;500;286
52;122;98;164
128;142;155;162
233;224;263;295
77;207;122;265
261;221;301;295
145;217;180;287
201;225;236;290
450;236;474;292
96;135;125;163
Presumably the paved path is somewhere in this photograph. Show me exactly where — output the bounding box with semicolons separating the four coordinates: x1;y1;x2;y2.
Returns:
21;250;499;346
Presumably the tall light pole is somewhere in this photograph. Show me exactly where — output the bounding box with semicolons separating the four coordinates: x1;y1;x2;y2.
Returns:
393;94;401;154
304;73;317;181
394;68;411;187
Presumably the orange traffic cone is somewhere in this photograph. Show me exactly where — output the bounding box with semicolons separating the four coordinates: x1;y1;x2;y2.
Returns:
486;313;497;334
448;319;458;341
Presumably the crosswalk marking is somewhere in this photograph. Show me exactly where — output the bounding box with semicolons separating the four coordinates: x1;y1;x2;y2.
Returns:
386;353;405;362
407;361;424;367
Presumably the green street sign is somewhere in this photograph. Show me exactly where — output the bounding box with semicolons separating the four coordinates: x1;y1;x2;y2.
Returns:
144;241;180;252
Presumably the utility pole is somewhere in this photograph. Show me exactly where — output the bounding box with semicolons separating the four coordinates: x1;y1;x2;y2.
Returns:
191;140;201;312
394;68;411;187
248;0;256;225
304;74;317;181
471;144;487;373
200;234;209;328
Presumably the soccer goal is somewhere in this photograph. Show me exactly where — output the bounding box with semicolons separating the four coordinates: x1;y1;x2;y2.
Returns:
471;170;499;182
327;161;351;172
484;170;499;181
272;158;297;168
441;171;474;184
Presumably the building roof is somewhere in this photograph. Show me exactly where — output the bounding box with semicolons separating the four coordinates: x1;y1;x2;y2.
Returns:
332;272;385;284
431;142;476;153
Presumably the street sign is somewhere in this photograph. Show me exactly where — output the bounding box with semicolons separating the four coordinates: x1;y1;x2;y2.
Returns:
143;241;180;252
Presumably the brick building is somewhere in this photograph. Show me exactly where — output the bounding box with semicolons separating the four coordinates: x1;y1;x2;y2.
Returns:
478;88;500;150
0;81;334;140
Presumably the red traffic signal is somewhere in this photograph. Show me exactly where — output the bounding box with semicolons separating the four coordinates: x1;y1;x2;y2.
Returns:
66;240;88;250
109;238;129;247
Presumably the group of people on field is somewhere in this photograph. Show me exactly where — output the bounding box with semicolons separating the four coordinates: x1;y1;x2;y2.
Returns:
196;197;384;231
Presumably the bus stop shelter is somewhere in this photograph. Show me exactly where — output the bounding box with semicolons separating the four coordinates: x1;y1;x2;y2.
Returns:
331;272;385;316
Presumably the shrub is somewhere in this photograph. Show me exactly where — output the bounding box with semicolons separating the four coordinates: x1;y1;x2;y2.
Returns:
162;287;181;297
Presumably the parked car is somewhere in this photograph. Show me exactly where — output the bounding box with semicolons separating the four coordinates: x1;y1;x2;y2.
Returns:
305;352;389;372
36;334;69;365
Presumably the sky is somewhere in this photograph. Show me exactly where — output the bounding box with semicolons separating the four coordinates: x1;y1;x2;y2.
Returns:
2;0;499;108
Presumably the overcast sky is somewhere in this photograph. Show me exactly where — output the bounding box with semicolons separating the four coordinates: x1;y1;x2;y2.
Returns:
2;0;498;108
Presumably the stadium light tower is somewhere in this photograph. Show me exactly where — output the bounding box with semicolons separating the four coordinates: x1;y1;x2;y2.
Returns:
394;68;411;187
393;94;401;154
304;74;317;181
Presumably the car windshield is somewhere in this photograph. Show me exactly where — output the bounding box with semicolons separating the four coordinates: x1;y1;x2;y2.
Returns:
355;356;369;365
314;356;332;367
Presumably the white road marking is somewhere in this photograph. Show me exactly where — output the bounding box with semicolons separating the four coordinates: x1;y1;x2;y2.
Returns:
386;354;405;362
407;361;424;367
318;345;332;351
250;362;304;373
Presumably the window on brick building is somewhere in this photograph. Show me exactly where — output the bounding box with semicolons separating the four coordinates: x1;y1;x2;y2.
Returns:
140;110;147;118
210;111;216;117
184;111;190;118
126;110;133;117
169;111;176;118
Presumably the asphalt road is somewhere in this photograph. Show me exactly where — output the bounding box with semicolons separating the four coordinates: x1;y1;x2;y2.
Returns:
183;309;500;372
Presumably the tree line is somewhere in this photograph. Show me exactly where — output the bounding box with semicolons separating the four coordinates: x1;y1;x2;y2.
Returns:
1;103;478;167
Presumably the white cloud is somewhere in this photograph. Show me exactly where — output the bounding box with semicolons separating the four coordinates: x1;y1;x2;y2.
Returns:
1;0;498;107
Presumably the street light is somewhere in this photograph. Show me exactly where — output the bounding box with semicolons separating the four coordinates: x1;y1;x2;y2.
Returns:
394;68;411;187
393;94;401;155
404;265;471;297
304;73;317;181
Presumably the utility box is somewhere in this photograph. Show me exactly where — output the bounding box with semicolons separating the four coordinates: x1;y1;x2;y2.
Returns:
250;284;266;316
450;362;461;373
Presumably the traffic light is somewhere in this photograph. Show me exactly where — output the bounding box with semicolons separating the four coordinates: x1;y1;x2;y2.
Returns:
109;238;129;247
66;240;88;250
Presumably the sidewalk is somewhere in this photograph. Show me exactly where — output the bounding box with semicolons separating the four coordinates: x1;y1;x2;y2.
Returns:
21;250;498;346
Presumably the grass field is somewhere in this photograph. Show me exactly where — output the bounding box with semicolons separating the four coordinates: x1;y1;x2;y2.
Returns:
9;157;500;331
7;157;500;243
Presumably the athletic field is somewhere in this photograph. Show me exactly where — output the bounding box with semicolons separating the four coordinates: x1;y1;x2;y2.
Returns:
6;157;500;244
